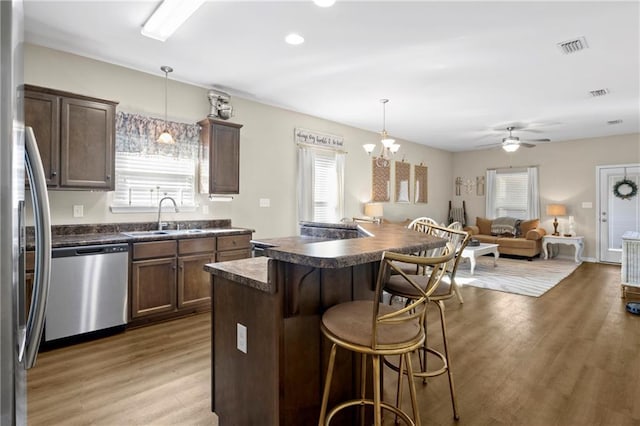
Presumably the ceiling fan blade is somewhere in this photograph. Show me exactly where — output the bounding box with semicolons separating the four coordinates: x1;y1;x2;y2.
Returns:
520;142;537;148
521;138;551;142
476;142;502;149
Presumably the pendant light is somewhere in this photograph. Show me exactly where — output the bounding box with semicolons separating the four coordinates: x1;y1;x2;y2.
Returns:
363;99;400;167
157;65;175;144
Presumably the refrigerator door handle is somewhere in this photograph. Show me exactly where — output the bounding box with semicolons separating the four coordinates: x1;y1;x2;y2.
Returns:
21;126;52;369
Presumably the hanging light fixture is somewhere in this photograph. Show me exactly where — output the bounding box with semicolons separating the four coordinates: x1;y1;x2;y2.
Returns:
363;99;400;167
157;65;175;144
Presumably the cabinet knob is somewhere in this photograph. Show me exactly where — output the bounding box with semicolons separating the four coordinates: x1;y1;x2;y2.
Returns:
51;171;57;177
106;175;111;180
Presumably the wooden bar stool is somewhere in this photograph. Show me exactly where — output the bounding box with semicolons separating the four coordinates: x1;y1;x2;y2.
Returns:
318;245;455;426
383;223;470;420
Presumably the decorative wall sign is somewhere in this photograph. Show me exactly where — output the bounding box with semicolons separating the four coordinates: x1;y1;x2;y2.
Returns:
476;176;485;196
294;128;344;149
395;161;411;203
372;159;390;202
414;164;428;203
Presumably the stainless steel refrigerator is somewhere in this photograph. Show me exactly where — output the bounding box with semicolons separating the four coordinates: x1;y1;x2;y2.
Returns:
1;0;52;424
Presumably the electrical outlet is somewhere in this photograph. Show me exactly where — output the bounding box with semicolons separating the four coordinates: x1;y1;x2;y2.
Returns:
72;205;84;218
237;323;247;353
259;198;270;208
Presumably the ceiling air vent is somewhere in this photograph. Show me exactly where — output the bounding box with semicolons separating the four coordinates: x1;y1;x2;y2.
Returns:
590;88;609;97
557;37;588;54
607;119;623;125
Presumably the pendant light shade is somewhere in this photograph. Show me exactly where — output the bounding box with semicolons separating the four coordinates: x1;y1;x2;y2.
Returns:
158;65;175;144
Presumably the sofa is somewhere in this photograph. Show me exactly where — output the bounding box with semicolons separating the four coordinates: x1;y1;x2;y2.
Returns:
464;217;547;260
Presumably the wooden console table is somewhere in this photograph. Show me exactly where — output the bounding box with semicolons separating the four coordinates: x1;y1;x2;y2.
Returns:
542;235;584;263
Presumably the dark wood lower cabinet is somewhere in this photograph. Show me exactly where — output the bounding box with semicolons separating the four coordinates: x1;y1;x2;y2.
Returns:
131;257;177;318
129;234;251;328
178;253;214;309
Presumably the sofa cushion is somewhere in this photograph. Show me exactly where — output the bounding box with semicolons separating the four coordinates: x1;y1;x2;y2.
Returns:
474;234;499;244
476;217;492;235
496;237;536;249
519;219;540;236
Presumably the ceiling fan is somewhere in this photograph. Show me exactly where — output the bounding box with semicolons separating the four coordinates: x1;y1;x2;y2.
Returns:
481;126;551;152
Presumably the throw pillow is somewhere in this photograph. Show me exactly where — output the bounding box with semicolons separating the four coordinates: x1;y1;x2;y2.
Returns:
519;219;540;236
476;217;492;235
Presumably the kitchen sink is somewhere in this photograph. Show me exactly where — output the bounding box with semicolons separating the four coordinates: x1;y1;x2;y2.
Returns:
122;229;203;237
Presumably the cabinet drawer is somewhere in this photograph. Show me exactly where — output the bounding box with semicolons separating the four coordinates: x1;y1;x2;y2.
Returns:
216;248;251;262
133;240;177;260
179;237;216;255
217;234;251;251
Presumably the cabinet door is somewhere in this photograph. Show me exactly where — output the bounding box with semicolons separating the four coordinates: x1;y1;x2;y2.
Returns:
210;123;240;193
60;97;115;189
131;258;177;318
216;248;251;262
24;91;60;186
178;253;214;309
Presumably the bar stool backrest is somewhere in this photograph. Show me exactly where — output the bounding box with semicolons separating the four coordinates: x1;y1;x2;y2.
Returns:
371;243;455;350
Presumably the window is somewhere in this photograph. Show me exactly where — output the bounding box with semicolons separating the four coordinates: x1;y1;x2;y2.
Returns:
486;167;539;219
297;146;345;222
111;112;200;212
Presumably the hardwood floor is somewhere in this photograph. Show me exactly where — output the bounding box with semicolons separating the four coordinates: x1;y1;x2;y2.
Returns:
28;262;639;425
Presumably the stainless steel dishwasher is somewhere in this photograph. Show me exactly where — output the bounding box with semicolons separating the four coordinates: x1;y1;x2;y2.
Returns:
45;243;129;342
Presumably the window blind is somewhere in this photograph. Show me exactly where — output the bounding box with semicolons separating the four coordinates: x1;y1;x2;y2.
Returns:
493;171;528;218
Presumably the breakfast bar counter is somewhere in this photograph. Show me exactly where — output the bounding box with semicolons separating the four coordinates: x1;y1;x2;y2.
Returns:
204;222;445;425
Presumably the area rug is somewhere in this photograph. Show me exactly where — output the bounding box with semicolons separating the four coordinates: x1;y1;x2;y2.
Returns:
455;256;581;297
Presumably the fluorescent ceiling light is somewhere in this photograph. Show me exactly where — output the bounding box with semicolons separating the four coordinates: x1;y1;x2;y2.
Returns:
285;33;305;45
141;0;206;42
314;0;336;7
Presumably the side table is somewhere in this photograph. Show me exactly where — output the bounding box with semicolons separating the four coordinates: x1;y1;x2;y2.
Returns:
543;235;584;263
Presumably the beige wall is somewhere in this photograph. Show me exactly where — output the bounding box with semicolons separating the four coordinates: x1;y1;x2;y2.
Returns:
25;45;454;239
452;134;640;260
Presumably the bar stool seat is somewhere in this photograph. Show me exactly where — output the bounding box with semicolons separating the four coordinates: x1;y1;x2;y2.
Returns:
322;301;421;350
318;247;455;426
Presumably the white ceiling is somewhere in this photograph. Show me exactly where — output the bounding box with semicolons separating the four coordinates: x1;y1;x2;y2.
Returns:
23;1;640;152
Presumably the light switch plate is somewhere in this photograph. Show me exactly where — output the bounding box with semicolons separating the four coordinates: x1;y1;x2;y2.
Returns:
582;202;593;209
237;323;247;353
259;198;270;208
72;205;84;218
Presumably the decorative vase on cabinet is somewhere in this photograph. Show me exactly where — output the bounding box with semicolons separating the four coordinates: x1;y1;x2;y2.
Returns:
198;118;242;194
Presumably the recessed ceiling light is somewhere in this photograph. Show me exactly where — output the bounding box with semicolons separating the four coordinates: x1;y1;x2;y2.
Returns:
285;33;305;45
314;0;336;7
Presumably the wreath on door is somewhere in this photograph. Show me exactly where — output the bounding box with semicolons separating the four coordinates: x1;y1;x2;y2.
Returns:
613;178;638;200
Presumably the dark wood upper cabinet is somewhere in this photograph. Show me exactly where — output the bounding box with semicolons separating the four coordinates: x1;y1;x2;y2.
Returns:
198;118;242;194
24;85;118;190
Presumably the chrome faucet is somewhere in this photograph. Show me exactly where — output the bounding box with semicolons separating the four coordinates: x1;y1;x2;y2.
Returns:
157;196;179;230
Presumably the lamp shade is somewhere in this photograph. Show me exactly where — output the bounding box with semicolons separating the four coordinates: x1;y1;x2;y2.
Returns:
364;203;383;218
546;204;566;216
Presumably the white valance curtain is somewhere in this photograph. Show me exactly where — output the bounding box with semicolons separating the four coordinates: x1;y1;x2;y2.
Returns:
485;166;539;219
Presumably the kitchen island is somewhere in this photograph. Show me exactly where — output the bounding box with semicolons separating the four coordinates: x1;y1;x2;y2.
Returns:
204;221;445;425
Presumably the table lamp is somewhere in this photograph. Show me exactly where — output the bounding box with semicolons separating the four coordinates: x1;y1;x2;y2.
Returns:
546;204;566;236
364;203;384;224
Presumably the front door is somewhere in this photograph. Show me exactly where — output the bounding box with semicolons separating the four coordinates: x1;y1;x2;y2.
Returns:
598;164;640;263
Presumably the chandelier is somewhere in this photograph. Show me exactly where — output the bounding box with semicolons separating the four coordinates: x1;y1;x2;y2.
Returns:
363;99;400;167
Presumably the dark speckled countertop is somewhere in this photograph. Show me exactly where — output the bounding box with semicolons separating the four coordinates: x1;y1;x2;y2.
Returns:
205;221;445;292
26;220;253;249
